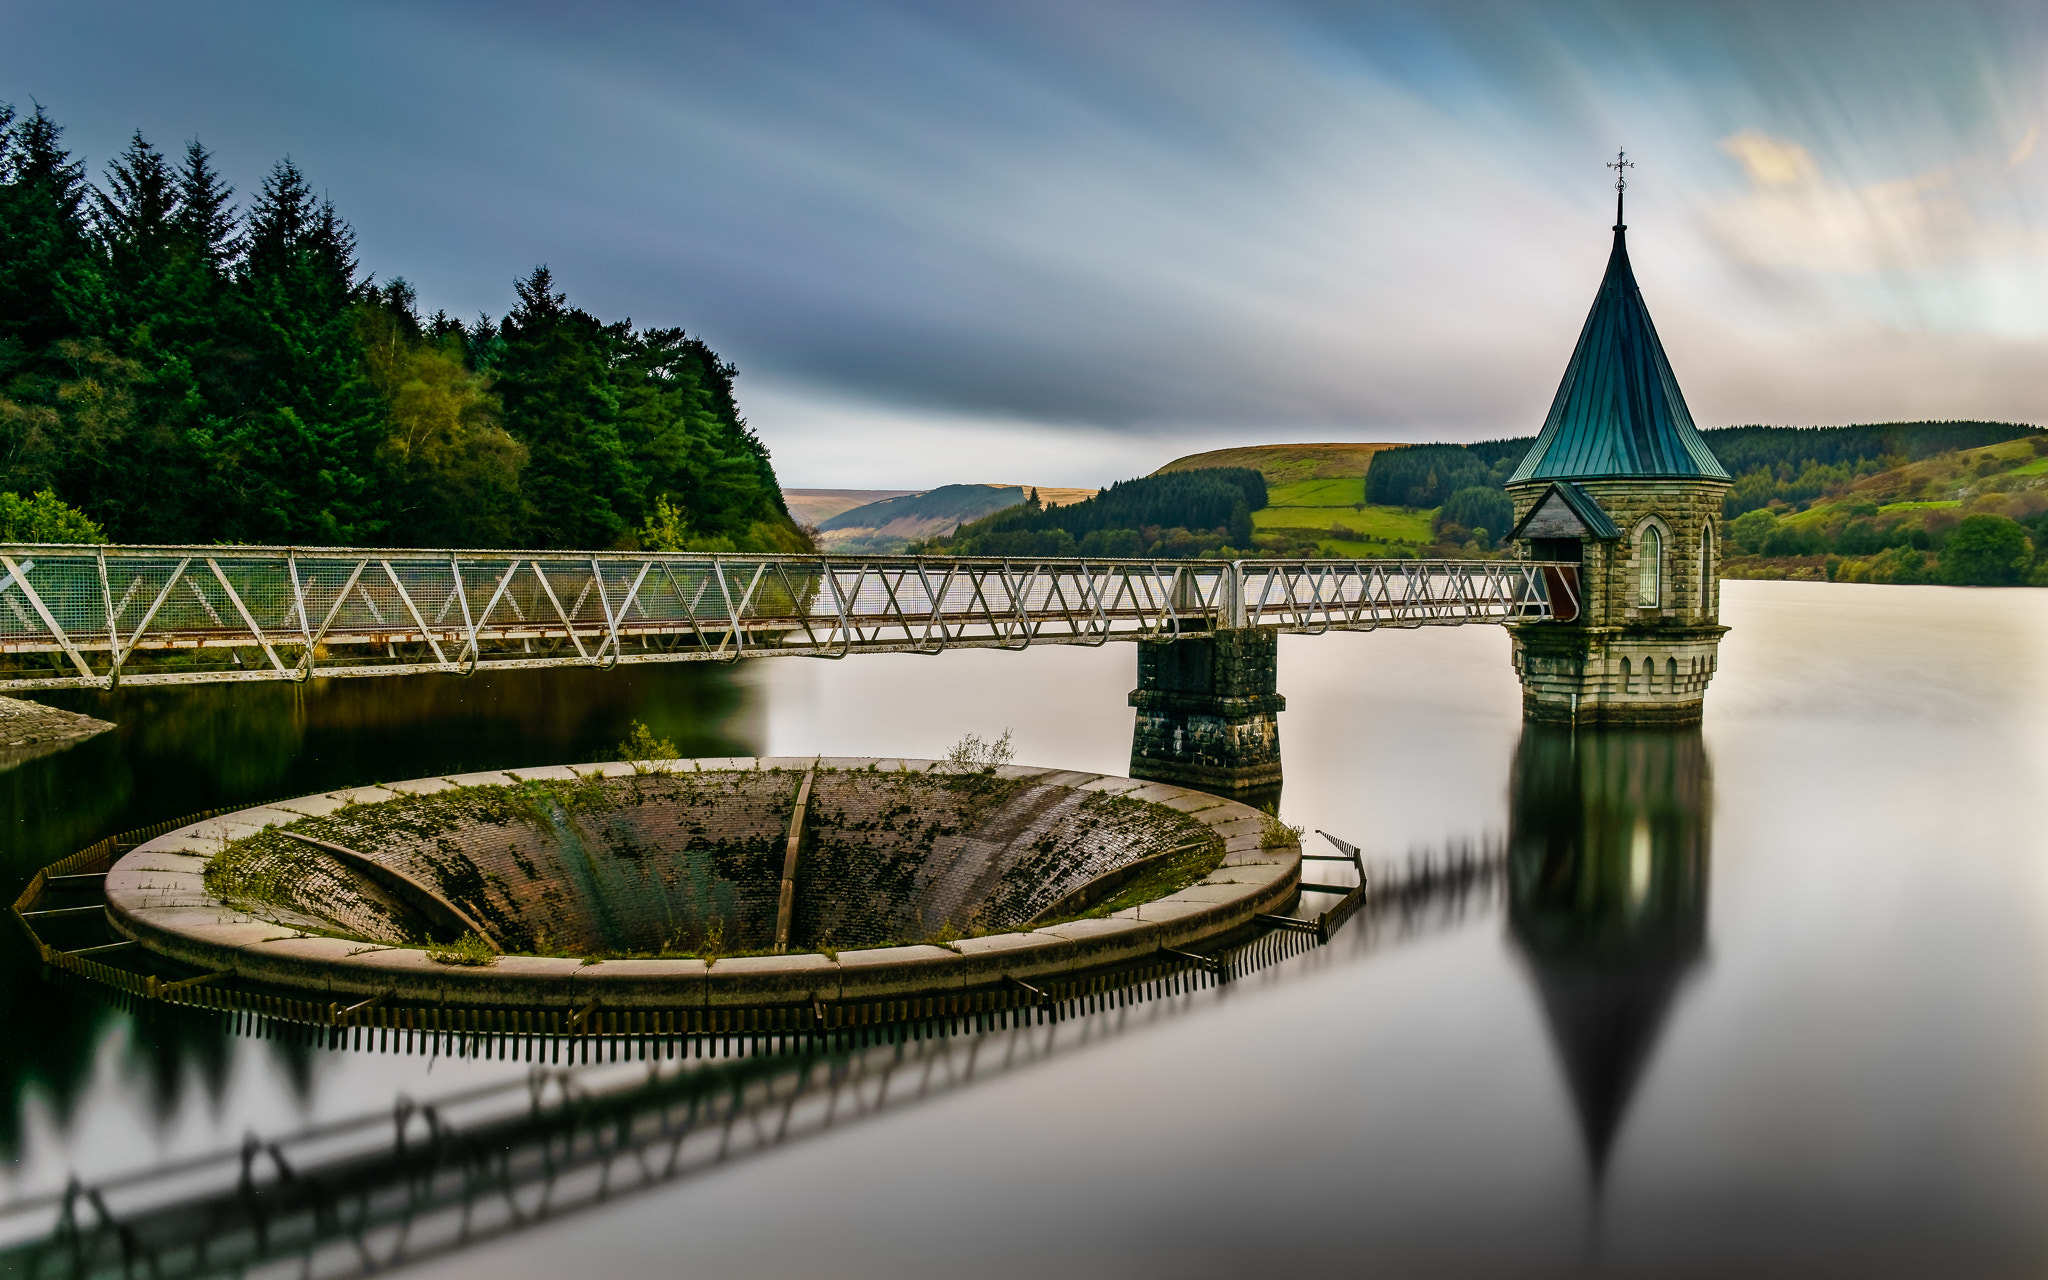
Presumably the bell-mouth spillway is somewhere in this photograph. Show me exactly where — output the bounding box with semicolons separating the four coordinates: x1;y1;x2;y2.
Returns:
101;758;1300;1007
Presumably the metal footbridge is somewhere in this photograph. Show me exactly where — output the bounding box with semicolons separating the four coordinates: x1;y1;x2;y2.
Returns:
0;545;1564;691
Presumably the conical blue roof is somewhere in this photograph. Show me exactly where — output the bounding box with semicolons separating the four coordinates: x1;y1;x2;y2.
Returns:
1508;227;1729;485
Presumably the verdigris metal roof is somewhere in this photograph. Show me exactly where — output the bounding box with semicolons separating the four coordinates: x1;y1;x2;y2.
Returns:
1508;227;1730;485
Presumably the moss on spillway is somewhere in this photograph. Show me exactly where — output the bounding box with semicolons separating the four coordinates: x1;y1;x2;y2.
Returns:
204;765;1221;959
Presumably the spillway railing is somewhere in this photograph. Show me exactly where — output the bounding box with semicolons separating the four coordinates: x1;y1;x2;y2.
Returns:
11;807;1352;1060
0;839;1453;1280
0;832;1533;1280
0;545;1563;690
0;939;1299;1280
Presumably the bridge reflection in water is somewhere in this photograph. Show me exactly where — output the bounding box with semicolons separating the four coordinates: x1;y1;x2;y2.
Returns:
0;729;1714;1278
1507;725;1711;1186
0;833;1523;1280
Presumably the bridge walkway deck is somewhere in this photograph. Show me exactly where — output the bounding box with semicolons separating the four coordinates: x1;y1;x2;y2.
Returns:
0;546;1565;691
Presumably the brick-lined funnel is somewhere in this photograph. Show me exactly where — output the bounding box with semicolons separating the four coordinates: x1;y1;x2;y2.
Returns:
103;758;1299;1008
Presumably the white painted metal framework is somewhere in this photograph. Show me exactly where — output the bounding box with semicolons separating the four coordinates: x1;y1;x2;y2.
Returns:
0;545;1564;690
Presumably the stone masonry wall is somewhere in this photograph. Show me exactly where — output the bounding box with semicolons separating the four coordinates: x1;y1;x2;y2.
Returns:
1509;478;1730;629
1511;627;1724;725
1129;628;1285;792
1508;477;1731;725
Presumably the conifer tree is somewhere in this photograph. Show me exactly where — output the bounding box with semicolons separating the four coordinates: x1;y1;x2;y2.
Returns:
75;132;242;542
0;103;100;379
0;102;807;552
0;102;108;500
171;139;238;269
94;133;178;287
210;158;384;542
497;266;631;547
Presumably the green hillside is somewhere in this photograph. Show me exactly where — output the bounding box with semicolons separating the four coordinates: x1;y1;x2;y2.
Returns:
1155;444;1498;559
817;484;1024;532
1250;478;1437;557
1723;436;2048;585
920;469;1264;559
1155;444;1490;552
1155;443;1398;486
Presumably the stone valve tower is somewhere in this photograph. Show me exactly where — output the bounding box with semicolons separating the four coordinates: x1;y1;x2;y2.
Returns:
1505;154;1732;725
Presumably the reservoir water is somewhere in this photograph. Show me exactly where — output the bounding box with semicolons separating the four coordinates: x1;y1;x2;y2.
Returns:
3;580;2045;1277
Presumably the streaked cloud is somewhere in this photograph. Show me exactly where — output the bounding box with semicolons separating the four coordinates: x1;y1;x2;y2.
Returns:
1;0;2044;487
1711;131;1976;272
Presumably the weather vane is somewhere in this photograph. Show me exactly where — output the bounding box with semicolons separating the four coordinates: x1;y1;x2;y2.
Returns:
1607;148;1633;228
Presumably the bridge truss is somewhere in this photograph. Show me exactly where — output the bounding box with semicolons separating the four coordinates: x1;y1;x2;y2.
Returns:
0;546;1563;690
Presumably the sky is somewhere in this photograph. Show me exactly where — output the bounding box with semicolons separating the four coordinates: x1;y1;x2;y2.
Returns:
4;0;2045;488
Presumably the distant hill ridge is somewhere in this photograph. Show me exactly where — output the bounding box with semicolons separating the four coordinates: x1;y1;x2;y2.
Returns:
1156;425;2043;495
1155;443;1400;485
917;469;1267;560
1360;421;2044;512
817;485;1024;533
796;482;1100;552
781;489;921;526
1148;425;2045;561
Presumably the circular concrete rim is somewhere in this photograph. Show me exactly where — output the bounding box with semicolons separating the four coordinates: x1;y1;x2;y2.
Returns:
104;758;1301;1008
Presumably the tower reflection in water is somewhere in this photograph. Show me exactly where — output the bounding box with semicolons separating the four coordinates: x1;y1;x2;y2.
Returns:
1507;724;1710;1185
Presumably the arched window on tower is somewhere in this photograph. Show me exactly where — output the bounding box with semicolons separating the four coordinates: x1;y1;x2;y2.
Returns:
1637;525;1662;608
1698;523;1714;617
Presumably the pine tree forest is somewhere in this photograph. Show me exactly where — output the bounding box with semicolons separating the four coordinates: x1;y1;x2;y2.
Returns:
0;102;806;552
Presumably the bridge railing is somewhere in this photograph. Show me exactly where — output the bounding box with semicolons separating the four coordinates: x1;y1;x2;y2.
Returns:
0;546;1562;689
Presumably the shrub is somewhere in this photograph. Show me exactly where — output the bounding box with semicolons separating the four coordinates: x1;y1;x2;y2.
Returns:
1760;522;1822;557
425;931;497;966
1729;508;1778;555
1836;517;1887;556
1868;546;1934;584
944;729;1015;773
0;490;104;543
615;720;679;773
1939;513;2033;586
1259;807;1303;849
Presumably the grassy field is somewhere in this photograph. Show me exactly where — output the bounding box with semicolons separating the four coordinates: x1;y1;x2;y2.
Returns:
1774;437;2047;530
1266;477;1365;506
1152;440;1479;558
1251;503;1432;540
1155;442;1399;485
1249;477;1435;556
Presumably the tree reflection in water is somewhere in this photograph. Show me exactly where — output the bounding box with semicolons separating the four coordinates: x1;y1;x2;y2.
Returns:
1507;724;1710;1187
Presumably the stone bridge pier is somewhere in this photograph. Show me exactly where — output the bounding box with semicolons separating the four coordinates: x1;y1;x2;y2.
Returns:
1129;626;1285;808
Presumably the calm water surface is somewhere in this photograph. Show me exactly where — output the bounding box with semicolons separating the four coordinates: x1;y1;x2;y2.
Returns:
3;580;2045;1277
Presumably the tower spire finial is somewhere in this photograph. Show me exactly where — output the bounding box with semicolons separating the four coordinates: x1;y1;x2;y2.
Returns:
1607;149;1633;230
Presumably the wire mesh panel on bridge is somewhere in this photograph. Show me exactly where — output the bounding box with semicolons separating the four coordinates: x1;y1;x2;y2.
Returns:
0;547;1561;689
